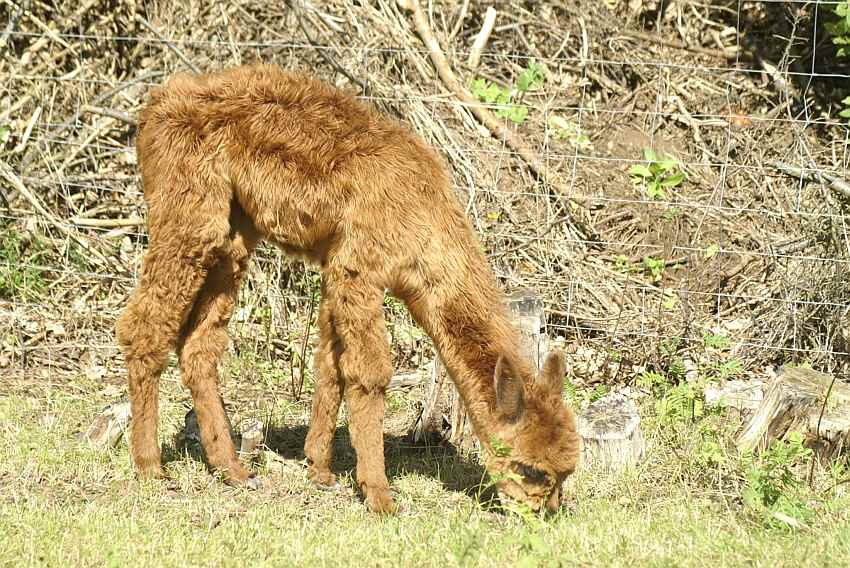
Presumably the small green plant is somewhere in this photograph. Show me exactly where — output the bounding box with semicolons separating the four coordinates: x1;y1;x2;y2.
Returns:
839;95;850;124
563;378;608;406
515;61;545;92
629;148;685;200
489;437;513;458
0;226;48;301
471;61;544;124
0;124;11;148
548;115;592;150
642;256;665;282
714;359;744;380
656;382;704;424
825;1;850;57
703;332;730;350
742;432;815;526
637;370;668;393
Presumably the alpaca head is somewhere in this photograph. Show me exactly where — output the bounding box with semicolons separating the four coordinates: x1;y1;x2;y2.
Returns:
487;350;579;513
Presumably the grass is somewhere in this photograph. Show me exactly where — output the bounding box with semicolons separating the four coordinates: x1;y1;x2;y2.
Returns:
1;373;849;567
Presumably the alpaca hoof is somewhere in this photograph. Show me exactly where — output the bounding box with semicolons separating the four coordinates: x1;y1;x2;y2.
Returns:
136;459;165;480
222;463;258;489
365;488;398;515
307;467;338;489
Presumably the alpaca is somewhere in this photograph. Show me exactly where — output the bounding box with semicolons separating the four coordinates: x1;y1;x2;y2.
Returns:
117;63;580;514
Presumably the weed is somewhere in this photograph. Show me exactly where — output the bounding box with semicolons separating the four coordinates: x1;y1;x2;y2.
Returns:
471;61;544;124
742;432;815;526
656;382;704;424
825;1;850;57
0;224;48;301
548;115;592;150
0;123;10;147
702;332;730;350
704;243;720;259
563;378;609;406
628;148;686;200
642;256;665;282
840;95;850;123
714;359;744;380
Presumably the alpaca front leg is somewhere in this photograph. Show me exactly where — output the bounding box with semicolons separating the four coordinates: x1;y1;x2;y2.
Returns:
345;382;395;514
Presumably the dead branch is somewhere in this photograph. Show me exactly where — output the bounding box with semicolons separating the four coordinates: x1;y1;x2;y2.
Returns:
396;0;592;211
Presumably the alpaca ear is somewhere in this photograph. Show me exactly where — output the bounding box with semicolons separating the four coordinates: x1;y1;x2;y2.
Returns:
538;350;567;396
494;355;525;421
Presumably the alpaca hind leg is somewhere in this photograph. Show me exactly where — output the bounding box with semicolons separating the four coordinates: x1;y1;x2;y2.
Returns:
117;229;229;478
304;295;344;487
325;268;395;513
177;212;259;487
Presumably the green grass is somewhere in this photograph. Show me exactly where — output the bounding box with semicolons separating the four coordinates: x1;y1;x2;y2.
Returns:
1;379;849;567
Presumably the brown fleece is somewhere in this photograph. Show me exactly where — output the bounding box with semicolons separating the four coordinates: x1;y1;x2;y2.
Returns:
117;64;580;513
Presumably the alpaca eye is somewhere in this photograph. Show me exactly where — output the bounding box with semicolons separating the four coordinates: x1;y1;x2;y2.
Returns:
515;464;549;485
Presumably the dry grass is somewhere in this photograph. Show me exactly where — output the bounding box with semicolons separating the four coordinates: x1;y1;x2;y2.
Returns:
2;371;850;567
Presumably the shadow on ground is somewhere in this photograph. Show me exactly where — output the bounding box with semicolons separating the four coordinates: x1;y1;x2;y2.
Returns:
163;413;498;506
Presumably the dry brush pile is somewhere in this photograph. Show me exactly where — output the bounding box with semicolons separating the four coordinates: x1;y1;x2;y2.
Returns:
1;0;849;400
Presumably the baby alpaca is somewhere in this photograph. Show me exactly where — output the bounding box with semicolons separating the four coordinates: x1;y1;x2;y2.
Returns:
117;64;580;513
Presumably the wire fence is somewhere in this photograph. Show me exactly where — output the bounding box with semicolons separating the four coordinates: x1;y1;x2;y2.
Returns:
1;0;849;393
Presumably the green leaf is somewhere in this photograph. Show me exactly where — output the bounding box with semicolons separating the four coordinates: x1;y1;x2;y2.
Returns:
704;243;720;259
839;108;850;118
660;171;685;187
647;182;665;200
656;157;675;170
628;164;652;178
508;105;529;124
643;147;658;162
516;61;545;92
0;125;10;145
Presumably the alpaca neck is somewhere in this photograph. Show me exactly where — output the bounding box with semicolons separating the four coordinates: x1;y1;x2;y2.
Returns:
406;258;527;452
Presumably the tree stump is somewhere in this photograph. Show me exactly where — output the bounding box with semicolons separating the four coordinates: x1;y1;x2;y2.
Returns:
704;378;765;421
411;289;547;451
577;393;645;471
80;400;132;448
737;366;850;457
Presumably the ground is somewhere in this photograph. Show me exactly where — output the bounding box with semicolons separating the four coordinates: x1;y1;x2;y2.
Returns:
1;368;849;567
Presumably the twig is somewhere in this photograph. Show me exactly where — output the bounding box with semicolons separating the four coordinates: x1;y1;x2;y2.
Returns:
619;29;735;59
0;160;124;273
295;6;368;93
81;105;137;126
808;375;837;486
70;216;144;228
396;0;593;213
0;0;26;48
467;6;497;69
11;105;40;154
136;16;201;74
771;161;850;200
449;0;469;41
21;70;163;170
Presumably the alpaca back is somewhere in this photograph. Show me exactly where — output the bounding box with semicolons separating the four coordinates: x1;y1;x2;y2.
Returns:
137;64;474;278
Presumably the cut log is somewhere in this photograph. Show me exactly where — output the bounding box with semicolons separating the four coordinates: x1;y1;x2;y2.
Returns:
80;400;132;448
704;378;765;421
238;418;265;462
411;289;548;451
737;366;850;457
577;393;645;471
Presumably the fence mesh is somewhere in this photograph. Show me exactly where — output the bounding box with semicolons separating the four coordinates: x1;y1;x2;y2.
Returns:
1;0;849;399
